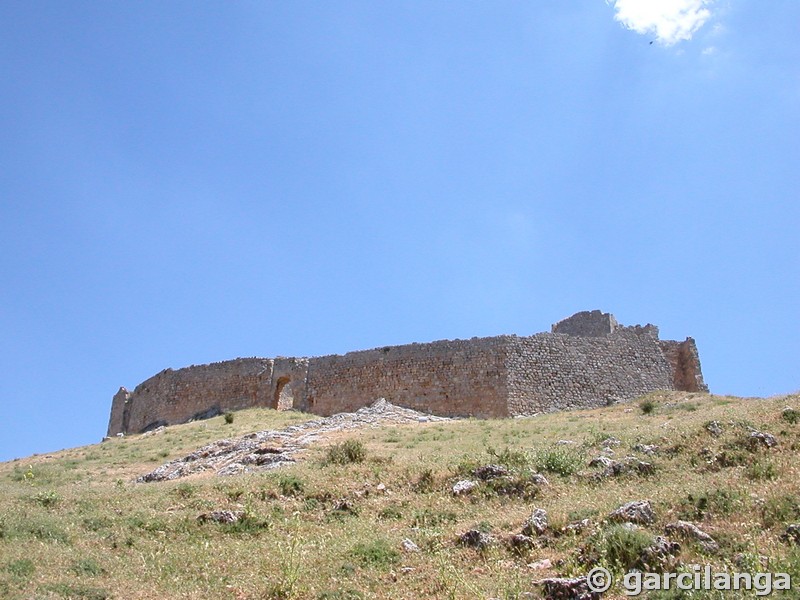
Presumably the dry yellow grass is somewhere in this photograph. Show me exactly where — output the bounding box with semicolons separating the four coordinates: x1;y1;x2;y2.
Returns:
1;391;799;599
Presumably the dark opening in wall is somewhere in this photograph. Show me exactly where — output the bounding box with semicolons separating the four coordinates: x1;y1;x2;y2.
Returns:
273;376;293;410
140;419;168;433
190;406;222;422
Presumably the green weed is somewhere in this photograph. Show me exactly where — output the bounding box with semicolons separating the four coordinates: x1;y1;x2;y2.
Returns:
580;524;655;573
678;488;744;520
535;446;583;476
6;558;35;579
326;440;367;465
746;458;779;481
278;474;305;497
640;399;657;415
31;489;62;508
413;468;437;493
349;539;400;569
762;495;800;528
39;583;111;600
71;558;104;577
412;508;457;528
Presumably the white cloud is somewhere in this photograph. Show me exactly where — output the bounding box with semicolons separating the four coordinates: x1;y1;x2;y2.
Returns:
607;0;714;46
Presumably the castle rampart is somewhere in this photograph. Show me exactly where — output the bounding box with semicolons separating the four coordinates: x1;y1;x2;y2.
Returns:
108;310;707;436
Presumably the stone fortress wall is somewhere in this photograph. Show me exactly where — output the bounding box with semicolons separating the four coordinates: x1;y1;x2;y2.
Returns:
108;310;708;436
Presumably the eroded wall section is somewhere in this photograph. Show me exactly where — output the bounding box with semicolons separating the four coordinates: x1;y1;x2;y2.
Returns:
659;338;708;393
109;358;273;435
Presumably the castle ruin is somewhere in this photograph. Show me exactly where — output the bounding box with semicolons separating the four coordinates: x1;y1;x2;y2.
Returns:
107;310;707;436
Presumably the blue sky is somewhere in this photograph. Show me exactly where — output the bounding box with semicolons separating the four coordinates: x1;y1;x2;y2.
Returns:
1;1;798;462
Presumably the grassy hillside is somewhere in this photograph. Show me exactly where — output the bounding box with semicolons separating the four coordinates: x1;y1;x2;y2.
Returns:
2;392;800;599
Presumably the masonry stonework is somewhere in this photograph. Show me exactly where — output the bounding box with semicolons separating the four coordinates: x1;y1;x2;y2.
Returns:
107;311;708;436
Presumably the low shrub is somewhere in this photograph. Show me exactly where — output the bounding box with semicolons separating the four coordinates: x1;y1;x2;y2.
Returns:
486;446;530;470
762;495;800;528
747;458;779;481
412;468;437;493
278;474;305;497
781;407;799;424
326;440;366;465
678;488;744;521
31;490;62;508
581;524;655;573
535;447;583;477
640;399;657;415
173;482;196;499
222;513;271;535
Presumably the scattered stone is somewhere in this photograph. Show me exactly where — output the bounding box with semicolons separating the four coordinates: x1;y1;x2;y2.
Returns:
665;521;719;553
601;437;621;448
734;553;770;569
197;510;244;524
528;558;552;570
608;500;655;525
217;463;247;476
633;443;659;455
458;529;496;550
533;576;599;600
401;538;420;553
630;458;655;475
508;534;537;550
562;518;591;535
138;399;451;482
588;456;614;469
522;508;548;536
781;525;800;545
452;480;478;496
332;498;357;515
530;473;550;486
400;566;415;573
589;456;654;479
376;483;386;493
749;430;778;449
706;421;723;437
557;440;577;446
473;464;510;480
142;426;166;437
640;536;681;571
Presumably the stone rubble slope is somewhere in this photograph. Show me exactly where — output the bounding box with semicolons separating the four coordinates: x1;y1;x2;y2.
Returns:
137;398;450;482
